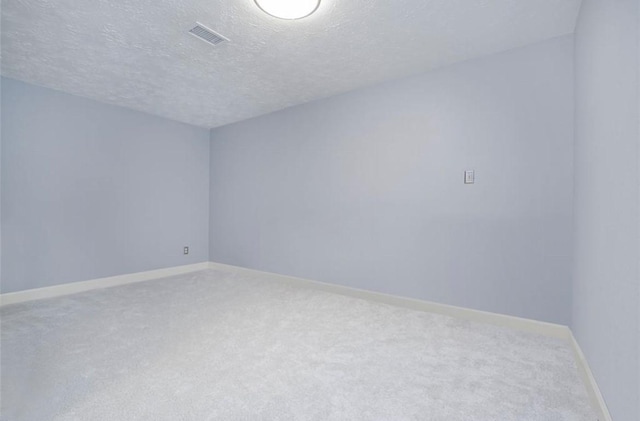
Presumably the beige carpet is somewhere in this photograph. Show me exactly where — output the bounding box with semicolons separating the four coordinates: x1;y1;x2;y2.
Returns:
1;268;596;420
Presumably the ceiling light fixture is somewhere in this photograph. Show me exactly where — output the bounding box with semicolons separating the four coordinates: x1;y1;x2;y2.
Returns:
254;0;321;20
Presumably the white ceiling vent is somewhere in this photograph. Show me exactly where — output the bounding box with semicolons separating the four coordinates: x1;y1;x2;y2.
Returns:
189;22;229;46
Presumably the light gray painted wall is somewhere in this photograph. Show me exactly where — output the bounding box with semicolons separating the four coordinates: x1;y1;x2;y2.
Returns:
572;0;640;419
1;78;210;293
0;78;3;285
210;36;575;324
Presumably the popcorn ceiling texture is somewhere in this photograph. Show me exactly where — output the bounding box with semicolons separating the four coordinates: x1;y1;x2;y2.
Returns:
1;269;596;420
0;0;581;128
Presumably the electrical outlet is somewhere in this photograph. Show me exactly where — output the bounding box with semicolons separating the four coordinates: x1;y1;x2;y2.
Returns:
183;246;189;255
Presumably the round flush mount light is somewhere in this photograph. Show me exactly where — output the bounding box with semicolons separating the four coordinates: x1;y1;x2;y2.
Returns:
254;0;321;20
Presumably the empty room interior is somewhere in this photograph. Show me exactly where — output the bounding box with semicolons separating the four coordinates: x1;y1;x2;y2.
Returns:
1;0;639;419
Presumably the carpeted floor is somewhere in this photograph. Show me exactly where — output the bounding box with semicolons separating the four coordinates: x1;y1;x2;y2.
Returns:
1;268;595;420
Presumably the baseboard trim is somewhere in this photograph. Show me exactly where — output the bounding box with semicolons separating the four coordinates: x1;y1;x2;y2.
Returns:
208;261;611;418
568;332;612;421
207;261;570;340
1;259;608;419
0;262;210;306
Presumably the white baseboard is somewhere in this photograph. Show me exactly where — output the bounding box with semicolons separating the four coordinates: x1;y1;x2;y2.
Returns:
0;262;210;306
568;332;612;421
1;259;608;419
207;261;609;419
207;261;571;340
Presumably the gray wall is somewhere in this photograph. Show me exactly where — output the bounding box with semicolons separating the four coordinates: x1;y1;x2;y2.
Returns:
210;35;575;324
572;0;640;419
0;20;2;289
1;78;210;293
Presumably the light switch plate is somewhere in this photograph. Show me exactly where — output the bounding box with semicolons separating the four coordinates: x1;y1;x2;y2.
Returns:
464;170;475;184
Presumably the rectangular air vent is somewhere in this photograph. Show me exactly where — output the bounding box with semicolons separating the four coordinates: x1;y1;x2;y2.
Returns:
189;22;229;46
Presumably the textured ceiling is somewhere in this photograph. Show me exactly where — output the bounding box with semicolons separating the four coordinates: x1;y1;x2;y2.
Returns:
1;0;582;128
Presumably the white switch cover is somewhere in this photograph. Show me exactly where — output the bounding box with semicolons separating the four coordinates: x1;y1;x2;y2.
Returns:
464;170;475;184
